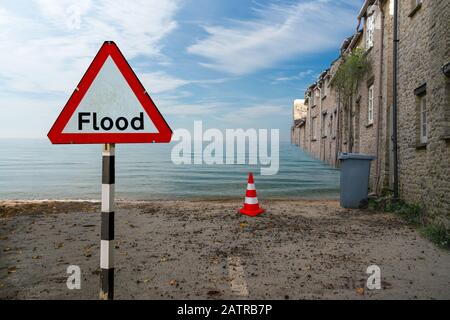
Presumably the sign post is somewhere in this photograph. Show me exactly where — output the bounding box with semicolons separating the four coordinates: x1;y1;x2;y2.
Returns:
48;41;172;300
100;143;115;300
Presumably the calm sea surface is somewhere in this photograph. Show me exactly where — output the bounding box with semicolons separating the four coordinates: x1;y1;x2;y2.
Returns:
0;139;340;200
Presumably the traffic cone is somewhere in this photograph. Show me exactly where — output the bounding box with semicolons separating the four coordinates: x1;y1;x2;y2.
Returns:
239;172;265;216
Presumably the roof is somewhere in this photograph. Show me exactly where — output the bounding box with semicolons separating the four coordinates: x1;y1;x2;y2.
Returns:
357;0;376;19
346;30;363;53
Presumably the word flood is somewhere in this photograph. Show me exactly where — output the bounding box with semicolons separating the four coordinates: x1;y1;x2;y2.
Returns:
78;112;144;131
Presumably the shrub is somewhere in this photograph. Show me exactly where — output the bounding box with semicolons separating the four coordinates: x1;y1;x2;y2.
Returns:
421;223;450;250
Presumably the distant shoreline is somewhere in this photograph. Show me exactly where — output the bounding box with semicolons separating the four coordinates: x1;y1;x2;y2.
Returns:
0;197;339;204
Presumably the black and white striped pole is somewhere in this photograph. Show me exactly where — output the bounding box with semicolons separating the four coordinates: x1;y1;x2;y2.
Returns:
100;143;115;300
47;41;173;299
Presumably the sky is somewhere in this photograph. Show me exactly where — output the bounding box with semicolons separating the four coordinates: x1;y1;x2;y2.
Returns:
0;0;364;141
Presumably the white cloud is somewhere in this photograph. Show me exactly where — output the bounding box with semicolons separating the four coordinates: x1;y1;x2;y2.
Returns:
140;72;231;94
220;104;285;124
140;72;190;94
187;0;358;75
273;69;314;82
161;103;218;116
0;0;180;95
0;94;62;138
155;95;226;116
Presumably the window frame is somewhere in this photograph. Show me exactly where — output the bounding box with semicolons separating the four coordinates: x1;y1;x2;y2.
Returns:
368;84;374;125
321;112;327;138
420;95;427;144
366;14;375;49
329;114;333;137
311;116;317;140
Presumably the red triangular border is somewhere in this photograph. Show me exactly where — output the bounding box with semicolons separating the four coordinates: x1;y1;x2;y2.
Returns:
48;41;173;144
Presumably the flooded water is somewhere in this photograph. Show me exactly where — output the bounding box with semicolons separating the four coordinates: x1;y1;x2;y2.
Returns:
0;139;340;200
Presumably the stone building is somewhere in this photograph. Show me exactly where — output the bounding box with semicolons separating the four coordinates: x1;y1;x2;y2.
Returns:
397;0;450;224
298;0;394;193
342;0;394;194
292;0;449;223
291;99;307;147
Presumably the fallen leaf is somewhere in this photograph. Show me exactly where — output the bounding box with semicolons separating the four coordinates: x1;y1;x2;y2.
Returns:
356;287;364;295
169;279;177;286
207;290;221;296
3;247;11;252
239;222;247;229
32;255;41;260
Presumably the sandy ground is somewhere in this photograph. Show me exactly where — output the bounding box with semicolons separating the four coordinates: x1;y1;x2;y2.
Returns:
0;199;449;300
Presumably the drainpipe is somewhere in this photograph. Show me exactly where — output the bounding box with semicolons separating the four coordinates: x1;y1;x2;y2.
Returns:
318;85;323;161
335;92;341;166
308;92;312;153
392;0;399;200
374;1;385;194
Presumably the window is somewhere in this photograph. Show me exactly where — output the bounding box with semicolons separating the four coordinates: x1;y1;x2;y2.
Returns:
311;117;317;140
321;113;327;137
368;84;374;124
329;114;333;137
333;110;337;137
366;14;374;48
420;96;427;143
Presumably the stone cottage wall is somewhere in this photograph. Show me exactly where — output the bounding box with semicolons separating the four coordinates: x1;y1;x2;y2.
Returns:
397;0;450;224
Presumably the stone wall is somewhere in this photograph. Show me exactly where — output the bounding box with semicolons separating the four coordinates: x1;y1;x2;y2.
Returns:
292;0;449;224
397;0;450;224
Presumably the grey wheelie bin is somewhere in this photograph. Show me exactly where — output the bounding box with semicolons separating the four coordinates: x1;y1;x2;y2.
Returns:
338;153;376;208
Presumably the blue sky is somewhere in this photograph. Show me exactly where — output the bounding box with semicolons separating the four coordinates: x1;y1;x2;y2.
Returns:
0;0;364;141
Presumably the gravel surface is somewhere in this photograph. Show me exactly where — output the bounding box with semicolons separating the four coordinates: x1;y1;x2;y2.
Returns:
0;199;449;299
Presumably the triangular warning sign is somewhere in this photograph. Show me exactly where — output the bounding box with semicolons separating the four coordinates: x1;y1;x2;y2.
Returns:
48;41;172;144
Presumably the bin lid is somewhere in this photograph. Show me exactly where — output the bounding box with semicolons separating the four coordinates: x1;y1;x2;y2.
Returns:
338;152;376;160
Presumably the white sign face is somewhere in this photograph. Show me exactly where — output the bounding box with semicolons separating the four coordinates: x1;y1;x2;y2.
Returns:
62;56;157;134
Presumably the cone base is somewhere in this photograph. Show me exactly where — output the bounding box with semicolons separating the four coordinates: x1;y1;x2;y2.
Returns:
239;207;265;217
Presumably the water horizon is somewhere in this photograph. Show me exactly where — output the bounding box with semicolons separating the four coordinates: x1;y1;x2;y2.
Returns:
0;139;340;201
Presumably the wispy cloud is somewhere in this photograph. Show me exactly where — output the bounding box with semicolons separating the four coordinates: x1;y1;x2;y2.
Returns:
187;0;358;75
273;69;314;83
220;104;285;125
0;0;180;95
140;72;231;94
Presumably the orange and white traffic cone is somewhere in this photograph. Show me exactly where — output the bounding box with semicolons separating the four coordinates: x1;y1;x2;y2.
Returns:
239;172;265;217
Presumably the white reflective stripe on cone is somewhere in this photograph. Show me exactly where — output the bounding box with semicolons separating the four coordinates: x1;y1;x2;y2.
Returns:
247;183;255;190
245;197;258;204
